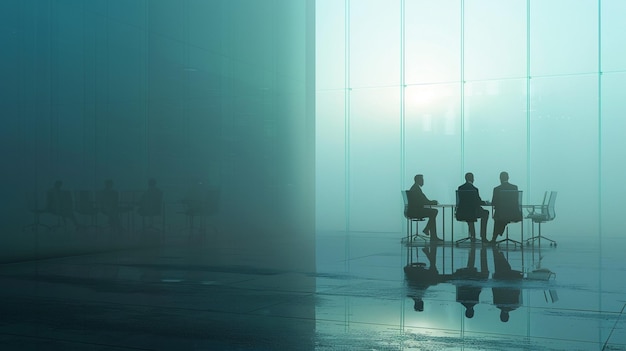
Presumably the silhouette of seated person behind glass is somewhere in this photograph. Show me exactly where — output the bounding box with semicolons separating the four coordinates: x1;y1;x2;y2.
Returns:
451;244;489;319
492;248;523;322
404;245;448;312
98;179;122;230
137;178;163;231
181;180;219;236
46;180;79;229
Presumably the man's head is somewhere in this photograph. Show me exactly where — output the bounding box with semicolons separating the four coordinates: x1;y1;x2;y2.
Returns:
500;310;510;322
413;298;424;312
414;174;424;186
500;171;509;183
465;172;474;183
148;178;157;188
54;180;62;189
465;306;475;319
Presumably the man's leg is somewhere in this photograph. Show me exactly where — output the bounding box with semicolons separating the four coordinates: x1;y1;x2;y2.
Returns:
492;220;506;242
479;208;489;240
422;208;439;239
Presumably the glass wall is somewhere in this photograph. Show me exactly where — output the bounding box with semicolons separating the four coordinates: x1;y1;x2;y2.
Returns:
316;0;626;239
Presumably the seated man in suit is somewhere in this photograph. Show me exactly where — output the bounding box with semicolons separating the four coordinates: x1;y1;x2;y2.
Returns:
490;171;522;243
456;172;489;241
407;174;442;242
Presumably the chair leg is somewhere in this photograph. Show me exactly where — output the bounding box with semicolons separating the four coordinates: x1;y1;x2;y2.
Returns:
525;223;557;247
455;222;479;246
403;219;428;245
495;226;522;248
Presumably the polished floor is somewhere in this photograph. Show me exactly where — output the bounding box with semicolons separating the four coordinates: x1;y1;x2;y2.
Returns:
0;230;624;350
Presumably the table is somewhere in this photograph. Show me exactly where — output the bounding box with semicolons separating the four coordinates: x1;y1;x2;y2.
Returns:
426;203;456;243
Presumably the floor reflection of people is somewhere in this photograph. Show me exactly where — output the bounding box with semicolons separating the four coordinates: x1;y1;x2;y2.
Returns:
404;243;447;312
451;243;489;318
492;248;523;322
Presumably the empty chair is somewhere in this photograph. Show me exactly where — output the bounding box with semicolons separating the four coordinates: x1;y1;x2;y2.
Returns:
492;190;523;247
525;191;557;247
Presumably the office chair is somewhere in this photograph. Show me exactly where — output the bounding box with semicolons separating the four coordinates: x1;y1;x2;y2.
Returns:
401;190;428;245
525;191;557;247
493;190;523;247
137;190;164;235
181;189;220;240
75;190;101;230
454;189;483;246
24;192;53;232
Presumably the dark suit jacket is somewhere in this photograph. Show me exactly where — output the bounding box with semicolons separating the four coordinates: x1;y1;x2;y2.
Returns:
407;183;436;213
456;182;486;221
492;182;522;222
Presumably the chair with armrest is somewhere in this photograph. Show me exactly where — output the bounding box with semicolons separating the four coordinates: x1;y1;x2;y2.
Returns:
401;190;428;244
182;188;220;240
525;191;557;247
493;190;523;247
75;190;100;230
137;188;164;234
455;189;482;246
24;192;53;232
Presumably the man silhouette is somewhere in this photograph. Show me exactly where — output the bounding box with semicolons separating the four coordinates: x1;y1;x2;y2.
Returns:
408;174;442;242
491;171;522;243
457;172;489;241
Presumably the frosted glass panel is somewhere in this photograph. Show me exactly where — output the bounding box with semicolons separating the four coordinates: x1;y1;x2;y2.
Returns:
404;83;461;202
529;76;599;237
316;0;624;239
316;91;347;232
405;0;461;84
600;0;626;72
349;0;400;88
463;80;528;189
349;88;400;232
316;0;346;90
600;73;626;237
464;0;527;80
530;0;598;76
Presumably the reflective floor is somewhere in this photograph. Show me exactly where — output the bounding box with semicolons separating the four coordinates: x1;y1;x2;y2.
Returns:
0;231;625;350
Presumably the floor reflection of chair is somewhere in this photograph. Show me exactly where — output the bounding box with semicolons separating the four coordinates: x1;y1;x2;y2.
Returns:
494;190;524;248
525;191;557;247
401;191;428;245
